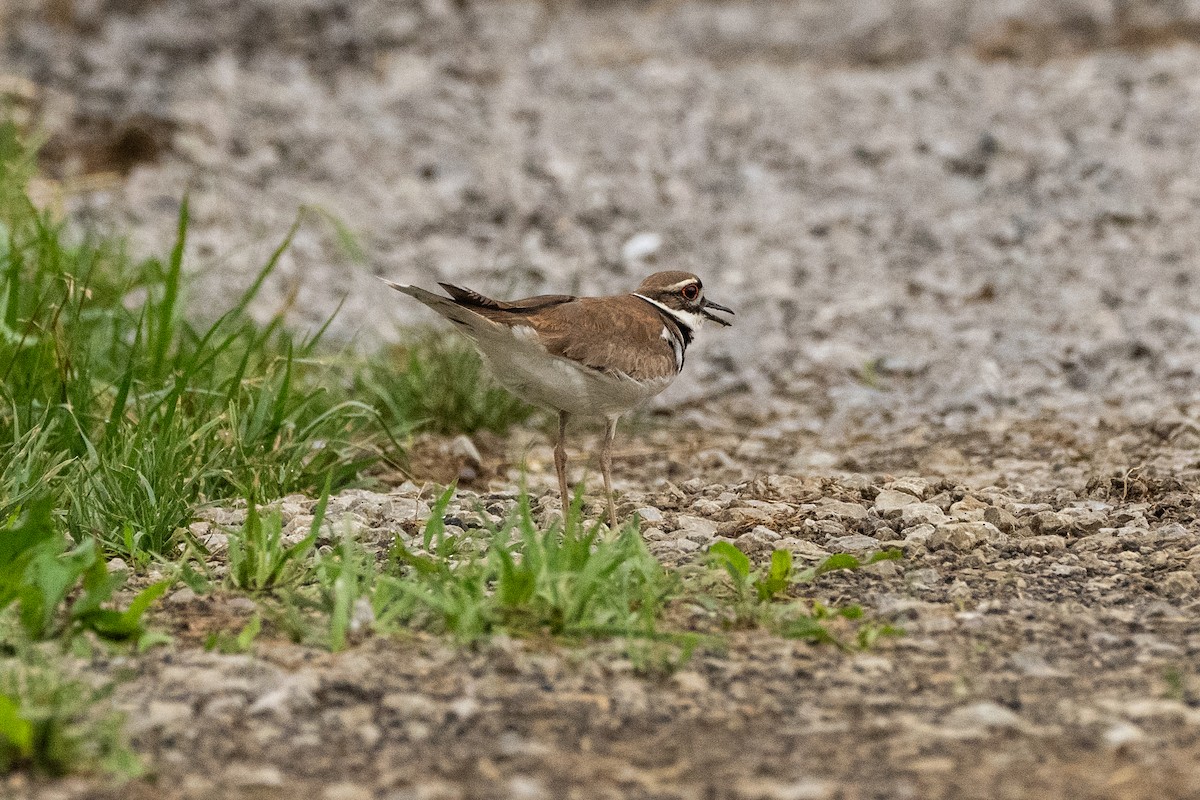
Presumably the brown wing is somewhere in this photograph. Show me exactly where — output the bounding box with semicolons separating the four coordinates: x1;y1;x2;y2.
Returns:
438;283;574;314
529;295;680;383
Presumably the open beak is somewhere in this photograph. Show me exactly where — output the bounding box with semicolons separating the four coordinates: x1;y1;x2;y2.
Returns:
701;298;734;326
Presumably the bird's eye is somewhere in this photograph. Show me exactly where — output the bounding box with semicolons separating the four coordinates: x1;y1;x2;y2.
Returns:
681;284;699;301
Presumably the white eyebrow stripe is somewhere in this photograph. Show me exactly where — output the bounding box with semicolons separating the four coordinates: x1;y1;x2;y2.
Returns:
663;279;699;292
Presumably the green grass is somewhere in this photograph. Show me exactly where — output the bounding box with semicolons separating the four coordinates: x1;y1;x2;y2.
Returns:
219;485;899;661
0;123;383;558
0;121;532;568
352;333;534;436
705;541;904;650
376;488;679;644
0;497;166;647
0;647;140;778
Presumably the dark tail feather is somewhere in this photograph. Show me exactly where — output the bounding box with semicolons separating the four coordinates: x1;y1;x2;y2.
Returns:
437;282;505;310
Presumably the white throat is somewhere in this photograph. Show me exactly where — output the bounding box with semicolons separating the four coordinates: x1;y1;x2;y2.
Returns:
632;294;705;333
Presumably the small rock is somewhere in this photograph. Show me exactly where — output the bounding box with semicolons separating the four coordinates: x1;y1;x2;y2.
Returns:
733;778;835;800
447;697;480;722
899;503;949;527
901;524;936;547
982;506;1019;532
873;489;920;517
775;538;830;560
507;776;550;800
1103;721;1146;749
944;701;1022;732
886;477;930;499
450;434;482;467
729;506;775;527
742;525;781;542
674;515;718;541
324;783;374;800
383;692;441;720
1031;511;1073;536
1160;571;1198;597
128;701;192;735
1018;535;1066;554
948;495;990;520
106;557;128;573
635;507;664;524
671;538;701;553
803;519;847;538
671;671;709;694
826;534;882;552
248;681;317;718
814;500;867;522
225;763;284;788
166;586;198;605
929;522;1003;552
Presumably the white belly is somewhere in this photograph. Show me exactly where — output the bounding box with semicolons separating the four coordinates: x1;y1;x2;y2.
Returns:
476;338;672;418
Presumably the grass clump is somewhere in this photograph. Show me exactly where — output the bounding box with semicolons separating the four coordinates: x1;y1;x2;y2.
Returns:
377;488;677;644
706;541;903;650
226;487;328;594
0;649;140;778
0;497;166;648
0;121;391;562
354;334;534;436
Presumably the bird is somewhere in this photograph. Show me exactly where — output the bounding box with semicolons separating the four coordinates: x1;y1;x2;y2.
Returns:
381;271;733;527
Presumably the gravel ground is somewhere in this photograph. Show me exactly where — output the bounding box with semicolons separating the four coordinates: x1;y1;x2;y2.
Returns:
6;1;1200;797
13;418;1200;800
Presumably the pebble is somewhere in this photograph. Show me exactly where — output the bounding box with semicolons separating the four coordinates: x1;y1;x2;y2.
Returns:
775;538;831;560
948;495;990;520
225;763;284;788
803;519;847;538
127;701;193;735
982;506;1018;532
899;503;949;527
943;701;1022;732
382;692;441;720
635;507;665;524
1018;535;1066;554
872;489;921;517
826;534;882;552
671;671;709;693
929;522;1003;552
1031;511;1073;536
901;524;936;547
738;527;782;548
886;477;930;499
1103;721;1146;749
814;500;867;522
507;776;551;800
166;586;198;605
732;778;835;800
248;681;317;718
674;515;719;540
324;783;374;800
1160;571;1199;597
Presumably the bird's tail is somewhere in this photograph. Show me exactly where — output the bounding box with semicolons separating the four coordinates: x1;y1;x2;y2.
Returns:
379;279;504;341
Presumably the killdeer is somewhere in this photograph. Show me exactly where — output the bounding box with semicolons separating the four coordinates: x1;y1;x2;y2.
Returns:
382;271;733;526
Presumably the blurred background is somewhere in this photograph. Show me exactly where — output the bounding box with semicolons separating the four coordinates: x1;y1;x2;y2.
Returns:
3;0;1200;443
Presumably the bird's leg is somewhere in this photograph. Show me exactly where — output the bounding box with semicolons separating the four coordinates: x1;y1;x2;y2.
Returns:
600;415;620;529
555;410;570;517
